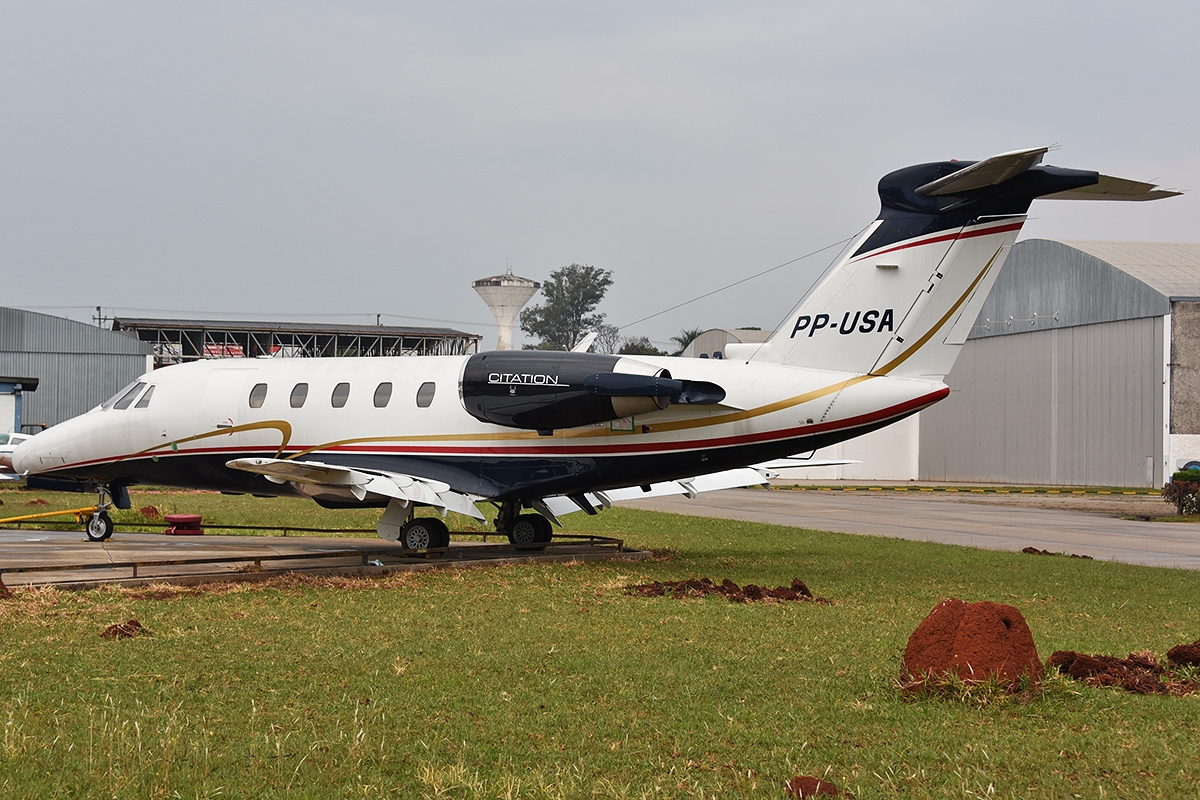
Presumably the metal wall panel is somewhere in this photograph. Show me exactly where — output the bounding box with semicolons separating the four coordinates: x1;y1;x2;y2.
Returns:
0;309;154;428
919;317;1163;487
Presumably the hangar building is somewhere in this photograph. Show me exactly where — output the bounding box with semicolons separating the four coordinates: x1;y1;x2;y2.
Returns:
918;239;1200;488
0;308;154;429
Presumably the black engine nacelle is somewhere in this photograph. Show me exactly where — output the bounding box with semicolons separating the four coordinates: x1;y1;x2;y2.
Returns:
460;351;723;432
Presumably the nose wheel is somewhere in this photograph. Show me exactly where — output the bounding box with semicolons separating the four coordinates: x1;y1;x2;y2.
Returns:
83;484;116;542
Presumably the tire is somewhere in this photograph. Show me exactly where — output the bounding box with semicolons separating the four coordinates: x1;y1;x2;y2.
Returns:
401;517;450;551
531;514;553;544
86;511;114;542
507;514;546;548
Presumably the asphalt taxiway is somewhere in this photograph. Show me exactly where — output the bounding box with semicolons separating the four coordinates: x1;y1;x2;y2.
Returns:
625;488;1200;570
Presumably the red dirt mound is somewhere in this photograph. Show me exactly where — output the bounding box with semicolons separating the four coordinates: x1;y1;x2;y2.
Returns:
903;599;1042;690
1166;639;1200;668
1048;648;1200;696
784;775;840;797
139;505;161;520
101;619;150;639
627;577;829;604
26;498;48;506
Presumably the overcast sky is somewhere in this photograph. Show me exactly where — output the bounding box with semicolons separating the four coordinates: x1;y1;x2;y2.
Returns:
3;1;1196;350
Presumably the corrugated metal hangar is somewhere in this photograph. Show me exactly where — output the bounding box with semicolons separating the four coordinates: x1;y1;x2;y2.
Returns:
920;239;1200;487
0;308;154;429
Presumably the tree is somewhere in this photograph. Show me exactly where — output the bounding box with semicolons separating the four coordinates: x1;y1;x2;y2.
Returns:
594;323;622;355
618;336;667;356
520;264;613;351
669;327;706;356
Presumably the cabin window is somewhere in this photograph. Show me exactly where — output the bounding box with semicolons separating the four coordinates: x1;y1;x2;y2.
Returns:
134;385;155;409
331;382;350;408
102;381;140;410
415;382;436;408
113;382;147;410
290;383;309;408
373;382;392;408
249;383;268;409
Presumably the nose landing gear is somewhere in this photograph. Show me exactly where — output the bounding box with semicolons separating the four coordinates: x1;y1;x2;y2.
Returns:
83;484;125;542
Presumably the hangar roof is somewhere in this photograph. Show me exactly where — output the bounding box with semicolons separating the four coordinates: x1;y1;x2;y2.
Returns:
1057;241;1200;300
969;239;1200;339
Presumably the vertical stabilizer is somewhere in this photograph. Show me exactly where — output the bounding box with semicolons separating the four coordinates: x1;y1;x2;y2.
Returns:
752;148;1177;380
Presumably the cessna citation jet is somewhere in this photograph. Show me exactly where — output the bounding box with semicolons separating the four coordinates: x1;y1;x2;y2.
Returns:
5;147;1178;547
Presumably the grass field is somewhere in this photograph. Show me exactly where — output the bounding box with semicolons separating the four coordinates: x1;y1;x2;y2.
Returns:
2;487;1199;798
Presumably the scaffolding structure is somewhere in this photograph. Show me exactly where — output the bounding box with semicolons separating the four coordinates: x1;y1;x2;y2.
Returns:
112;318;481;368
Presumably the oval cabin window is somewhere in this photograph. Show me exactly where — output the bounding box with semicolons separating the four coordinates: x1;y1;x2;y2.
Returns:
416;382;436;408
331;382;350;408
249;383;268;409
373;382;393;408
290;383;309;408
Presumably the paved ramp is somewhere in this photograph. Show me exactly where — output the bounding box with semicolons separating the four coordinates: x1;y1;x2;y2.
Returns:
0;529;646;589
624;489;1200;570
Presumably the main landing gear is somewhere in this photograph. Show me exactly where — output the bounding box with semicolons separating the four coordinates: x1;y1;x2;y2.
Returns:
494;501;553;547
399;516;451;551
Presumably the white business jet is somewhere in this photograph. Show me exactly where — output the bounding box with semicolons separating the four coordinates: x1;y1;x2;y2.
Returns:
6;147;1177;545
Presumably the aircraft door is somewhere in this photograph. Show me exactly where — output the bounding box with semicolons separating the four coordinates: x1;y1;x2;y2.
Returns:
200;368;250;437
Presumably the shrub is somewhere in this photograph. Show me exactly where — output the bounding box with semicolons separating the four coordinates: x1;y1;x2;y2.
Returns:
1162;468;1200;515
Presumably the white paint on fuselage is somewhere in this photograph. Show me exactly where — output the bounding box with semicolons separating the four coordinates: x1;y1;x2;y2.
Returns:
12;354;945;498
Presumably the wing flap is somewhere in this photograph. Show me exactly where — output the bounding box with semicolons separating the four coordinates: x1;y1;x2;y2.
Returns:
226;457;484;520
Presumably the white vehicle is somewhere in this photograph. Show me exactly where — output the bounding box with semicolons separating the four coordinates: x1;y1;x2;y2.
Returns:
4;147;1177;543
0;432;33;480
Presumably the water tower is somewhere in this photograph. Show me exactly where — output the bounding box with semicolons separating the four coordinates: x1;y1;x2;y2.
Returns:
472;270;541;351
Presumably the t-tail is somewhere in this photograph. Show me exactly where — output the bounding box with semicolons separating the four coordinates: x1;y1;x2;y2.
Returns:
749;147;1179;380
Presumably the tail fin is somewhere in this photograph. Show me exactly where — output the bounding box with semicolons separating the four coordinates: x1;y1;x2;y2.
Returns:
751;147;1179;380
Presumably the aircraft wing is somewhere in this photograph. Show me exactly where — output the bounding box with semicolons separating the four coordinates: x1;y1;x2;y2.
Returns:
225;457;486;520
536;466;777;521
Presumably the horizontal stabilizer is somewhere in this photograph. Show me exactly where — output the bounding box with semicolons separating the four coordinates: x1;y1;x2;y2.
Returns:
1040;173;1182;201
914;147;1048;196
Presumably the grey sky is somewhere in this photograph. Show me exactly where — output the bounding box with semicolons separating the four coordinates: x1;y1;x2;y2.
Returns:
3;1;1196;350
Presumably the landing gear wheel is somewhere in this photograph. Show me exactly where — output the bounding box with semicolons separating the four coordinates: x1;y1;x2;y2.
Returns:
401;517;450;551
86;511;114;542
508;514;551;547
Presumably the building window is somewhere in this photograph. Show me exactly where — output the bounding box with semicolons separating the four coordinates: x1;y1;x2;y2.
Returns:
416;382;436;408
249;383;268;408
134;385;155;409
113;382;146;410
331;382;350;408
290;383;309;408
373;382;393;408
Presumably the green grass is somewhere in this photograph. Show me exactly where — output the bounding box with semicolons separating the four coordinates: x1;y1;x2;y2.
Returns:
2;489;1200;798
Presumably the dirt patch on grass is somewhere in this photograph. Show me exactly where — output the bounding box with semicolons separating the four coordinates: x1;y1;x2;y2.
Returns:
101;618;150;639
626;577;829;604
784;775;841;797
1048;642;1200;696
1021;546;1094;559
